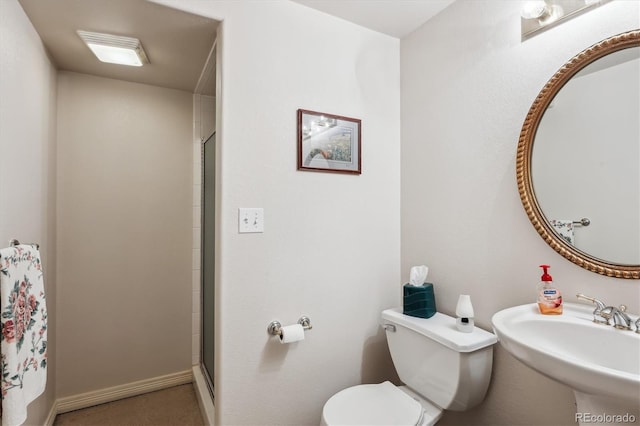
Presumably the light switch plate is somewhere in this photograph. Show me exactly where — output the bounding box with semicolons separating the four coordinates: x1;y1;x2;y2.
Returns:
238;208;264;233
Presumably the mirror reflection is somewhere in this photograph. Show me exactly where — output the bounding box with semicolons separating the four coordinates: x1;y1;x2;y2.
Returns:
532;47;640;265
517;30;640;278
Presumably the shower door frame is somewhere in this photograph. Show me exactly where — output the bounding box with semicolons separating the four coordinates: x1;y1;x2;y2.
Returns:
200;132;216;400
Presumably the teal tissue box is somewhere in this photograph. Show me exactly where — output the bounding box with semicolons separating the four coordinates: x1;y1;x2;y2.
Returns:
403;283;436;319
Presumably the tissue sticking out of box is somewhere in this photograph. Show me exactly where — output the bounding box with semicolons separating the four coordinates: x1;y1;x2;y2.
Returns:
409;265;428;286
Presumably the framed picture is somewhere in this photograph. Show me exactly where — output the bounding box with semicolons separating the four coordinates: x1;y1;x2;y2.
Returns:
297;109;361;174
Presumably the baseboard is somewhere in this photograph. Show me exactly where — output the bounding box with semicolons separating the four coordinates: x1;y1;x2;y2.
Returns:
56;370;193;414
192;365;215;425
44;400;58;426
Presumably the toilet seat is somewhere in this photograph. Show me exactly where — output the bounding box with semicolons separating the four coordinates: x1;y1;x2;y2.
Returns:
321;381;424;426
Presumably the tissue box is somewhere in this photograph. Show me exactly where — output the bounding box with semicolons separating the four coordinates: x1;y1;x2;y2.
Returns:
403;283;436;319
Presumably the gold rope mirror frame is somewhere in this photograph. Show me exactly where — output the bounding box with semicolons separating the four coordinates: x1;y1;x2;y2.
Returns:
516;30;640;279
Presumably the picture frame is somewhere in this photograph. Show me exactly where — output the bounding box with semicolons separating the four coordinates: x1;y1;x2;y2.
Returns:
297;109;361;174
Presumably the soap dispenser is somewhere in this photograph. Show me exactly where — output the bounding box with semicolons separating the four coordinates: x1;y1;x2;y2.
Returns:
455;294;474;333
537;264;562;315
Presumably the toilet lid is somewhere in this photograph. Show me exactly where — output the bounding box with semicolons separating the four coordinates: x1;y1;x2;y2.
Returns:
323;381;423;426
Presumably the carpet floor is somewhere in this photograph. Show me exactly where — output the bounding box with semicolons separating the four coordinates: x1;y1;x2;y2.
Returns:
53;384;204;426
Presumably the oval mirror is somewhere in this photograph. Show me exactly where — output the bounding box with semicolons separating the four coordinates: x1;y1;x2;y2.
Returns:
517;30;640;279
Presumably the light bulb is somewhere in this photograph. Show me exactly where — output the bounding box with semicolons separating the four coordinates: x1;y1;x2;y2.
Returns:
521;0;548;19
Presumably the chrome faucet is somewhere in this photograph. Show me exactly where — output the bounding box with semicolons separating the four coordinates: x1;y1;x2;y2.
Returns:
576;293;608;324
636;317;640;334
614;307;633;331
600;305;633;331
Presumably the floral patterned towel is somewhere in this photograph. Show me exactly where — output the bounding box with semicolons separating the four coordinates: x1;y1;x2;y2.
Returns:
549;219;575;245
0;245;47;426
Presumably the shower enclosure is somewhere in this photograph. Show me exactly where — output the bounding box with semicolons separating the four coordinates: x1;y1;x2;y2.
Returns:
201;132;215;397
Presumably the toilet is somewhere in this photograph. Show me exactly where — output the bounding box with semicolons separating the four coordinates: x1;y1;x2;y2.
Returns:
321;308;498;426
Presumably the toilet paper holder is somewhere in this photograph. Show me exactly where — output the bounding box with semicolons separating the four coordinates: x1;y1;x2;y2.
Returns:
267;316;312;336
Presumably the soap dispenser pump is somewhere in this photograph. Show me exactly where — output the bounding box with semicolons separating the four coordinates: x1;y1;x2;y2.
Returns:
455;294;474;333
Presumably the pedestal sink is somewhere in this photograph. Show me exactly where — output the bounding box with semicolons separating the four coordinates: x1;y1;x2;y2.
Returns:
491;303;640;425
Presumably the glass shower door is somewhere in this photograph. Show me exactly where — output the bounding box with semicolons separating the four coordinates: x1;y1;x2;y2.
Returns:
201;133;215;397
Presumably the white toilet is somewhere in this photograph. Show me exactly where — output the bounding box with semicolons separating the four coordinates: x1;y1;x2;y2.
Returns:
321;308;498;426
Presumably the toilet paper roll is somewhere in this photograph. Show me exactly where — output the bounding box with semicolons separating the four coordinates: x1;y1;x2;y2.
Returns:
279;324;305;344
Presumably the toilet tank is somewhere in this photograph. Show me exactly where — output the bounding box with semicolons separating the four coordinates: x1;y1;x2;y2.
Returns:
381;308;497;411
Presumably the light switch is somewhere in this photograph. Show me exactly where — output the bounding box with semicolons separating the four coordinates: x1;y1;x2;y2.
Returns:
238;208;264;233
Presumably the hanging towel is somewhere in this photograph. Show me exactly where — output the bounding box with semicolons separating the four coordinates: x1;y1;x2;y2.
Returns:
0;245;47;426
549;219;575;245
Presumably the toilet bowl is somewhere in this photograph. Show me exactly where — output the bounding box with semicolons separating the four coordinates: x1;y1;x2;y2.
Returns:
321;308;497;425
321;381;441;426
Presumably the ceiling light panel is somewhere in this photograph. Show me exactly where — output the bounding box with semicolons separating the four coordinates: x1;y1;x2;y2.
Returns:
77;30;149;67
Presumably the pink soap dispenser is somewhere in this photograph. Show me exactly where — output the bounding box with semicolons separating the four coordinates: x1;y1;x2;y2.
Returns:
537;264;563;315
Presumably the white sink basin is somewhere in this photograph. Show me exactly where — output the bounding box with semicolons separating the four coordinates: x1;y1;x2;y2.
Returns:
492;303;640;421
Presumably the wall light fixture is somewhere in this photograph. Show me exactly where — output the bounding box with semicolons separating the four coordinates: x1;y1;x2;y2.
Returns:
521;0;610;40
77;30;149;67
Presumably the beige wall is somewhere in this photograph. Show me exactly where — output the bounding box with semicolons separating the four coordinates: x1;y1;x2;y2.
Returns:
0;0;58;424
56;72;193;397
401;1;640;425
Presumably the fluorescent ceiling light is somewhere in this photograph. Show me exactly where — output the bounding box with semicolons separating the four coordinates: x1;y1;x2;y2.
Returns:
77;30;149;67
